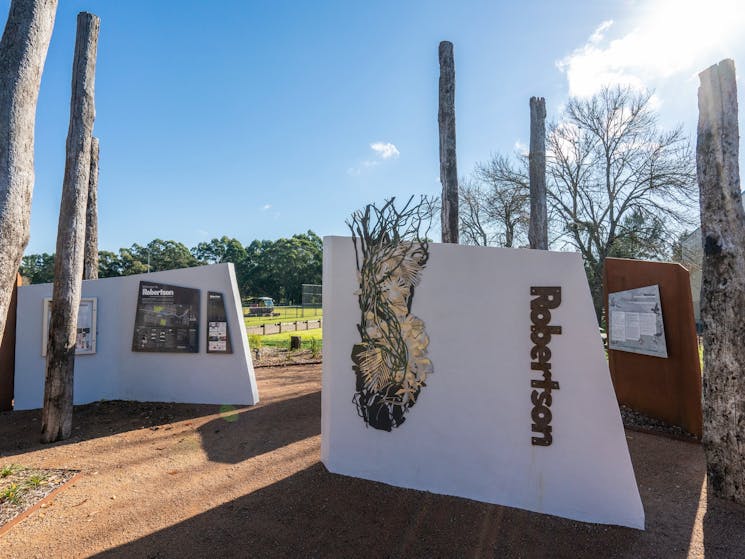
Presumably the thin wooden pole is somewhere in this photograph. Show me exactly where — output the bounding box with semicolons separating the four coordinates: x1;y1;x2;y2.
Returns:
438;41;458;244
83;136;99;280
529;96;547;250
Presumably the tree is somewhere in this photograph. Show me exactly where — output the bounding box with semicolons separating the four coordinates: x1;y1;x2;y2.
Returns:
240;231;322;303
459;155;529;248
97;249;121;277
20;252;55;283
139;239;198;272
697;58;745;505
192;236;246;265
42;11;99;443
0;0;58;343
548;86;696;319
459;178;496;246
473;87;696;320
116;245;148;275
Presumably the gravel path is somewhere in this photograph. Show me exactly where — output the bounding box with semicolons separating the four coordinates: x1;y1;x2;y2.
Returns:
0;364;743;558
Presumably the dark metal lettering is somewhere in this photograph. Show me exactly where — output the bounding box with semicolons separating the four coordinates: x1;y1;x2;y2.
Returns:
530;286;561;446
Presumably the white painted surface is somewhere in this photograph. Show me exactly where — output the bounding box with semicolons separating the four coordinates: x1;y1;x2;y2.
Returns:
321;237;644;529
14;264;259;410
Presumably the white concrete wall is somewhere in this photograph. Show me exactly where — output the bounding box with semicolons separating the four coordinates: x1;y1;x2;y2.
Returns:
14;263;258;410
322;237;644;529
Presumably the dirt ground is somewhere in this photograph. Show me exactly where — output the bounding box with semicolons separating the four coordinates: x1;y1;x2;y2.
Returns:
1;364;744;559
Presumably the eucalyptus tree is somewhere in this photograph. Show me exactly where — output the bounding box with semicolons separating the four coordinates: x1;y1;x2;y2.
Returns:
0;0;58;341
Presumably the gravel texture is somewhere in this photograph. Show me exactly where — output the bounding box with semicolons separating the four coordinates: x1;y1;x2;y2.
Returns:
620;405;699;442
0;364;743;558
0;467;77;528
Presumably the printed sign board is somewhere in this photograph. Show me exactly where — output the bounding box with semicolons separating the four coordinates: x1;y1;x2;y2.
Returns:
207;291;232;353
322;237;644;529
132;281;200;353
608;284;668;358
41;298;97;356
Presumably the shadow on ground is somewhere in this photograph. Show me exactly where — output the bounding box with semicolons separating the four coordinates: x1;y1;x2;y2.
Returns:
0;400;220;457
197;391;320;464
94;432;745;559
704;491;745;557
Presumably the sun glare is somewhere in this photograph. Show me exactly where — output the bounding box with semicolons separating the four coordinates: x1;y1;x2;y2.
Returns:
642;0;744;74
560;0;745;97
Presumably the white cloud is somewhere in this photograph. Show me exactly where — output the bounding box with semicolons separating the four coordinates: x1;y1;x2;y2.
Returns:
370;141;400;160
261;204;272;211
348;141;399;175
513;140;529;156
557;0;745;97
588;20;613;45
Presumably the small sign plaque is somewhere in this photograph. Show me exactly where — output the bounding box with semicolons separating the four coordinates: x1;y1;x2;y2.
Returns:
608;284;668;358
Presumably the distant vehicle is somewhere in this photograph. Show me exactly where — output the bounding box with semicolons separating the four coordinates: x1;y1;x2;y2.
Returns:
246;296;276;316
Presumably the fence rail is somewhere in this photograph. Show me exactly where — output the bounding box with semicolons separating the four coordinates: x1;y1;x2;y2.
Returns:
246;318;322;336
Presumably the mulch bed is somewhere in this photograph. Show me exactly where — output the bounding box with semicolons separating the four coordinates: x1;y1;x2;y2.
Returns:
0;466;78;531
620;405;699;442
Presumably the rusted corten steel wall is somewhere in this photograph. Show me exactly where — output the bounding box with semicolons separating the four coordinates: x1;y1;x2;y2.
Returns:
604;258;702;439
0;274;22;411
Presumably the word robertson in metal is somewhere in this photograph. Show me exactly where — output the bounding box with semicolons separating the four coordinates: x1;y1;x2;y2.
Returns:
530;287;562;446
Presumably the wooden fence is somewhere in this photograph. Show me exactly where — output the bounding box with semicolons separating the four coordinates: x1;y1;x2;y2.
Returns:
247;319;322;337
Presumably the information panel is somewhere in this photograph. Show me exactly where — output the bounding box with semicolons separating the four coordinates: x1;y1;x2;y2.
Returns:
207;291;232;353
42;297;97;356
608;284;668;358
132;281;200;353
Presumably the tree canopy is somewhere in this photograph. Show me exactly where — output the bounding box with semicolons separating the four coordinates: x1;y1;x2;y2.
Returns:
20;231;323;304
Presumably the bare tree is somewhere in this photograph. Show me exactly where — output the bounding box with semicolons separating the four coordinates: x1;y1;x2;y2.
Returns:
83;136;99;279
42;12;99;443
459;155;529;248
438;40;458;243
547;86;696;320
0;0;58;342
529;96;548;250
459;178;494;246
697;58;745;505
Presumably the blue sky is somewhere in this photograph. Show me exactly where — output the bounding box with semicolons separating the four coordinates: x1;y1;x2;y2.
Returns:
3;0;744;254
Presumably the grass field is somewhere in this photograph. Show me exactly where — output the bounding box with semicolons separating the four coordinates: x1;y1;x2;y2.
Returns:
243;306;322;327
251;328;323;350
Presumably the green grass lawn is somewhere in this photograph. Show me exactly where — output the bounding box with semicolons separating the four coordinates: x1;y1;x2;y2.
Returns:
243;306;322;327
250;328;322;351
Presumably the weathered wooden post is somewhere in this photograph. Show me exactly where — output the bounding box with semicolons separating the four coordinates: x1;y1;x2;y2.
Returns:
83;136;99;279
697;58;745;504
0;0;58;342
438;40;458;244
529;96;547;250
41;12;99;443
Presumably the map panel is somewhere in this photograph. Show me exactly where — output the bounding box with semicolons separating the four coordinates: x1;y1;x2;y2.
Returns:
132;281;200;353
